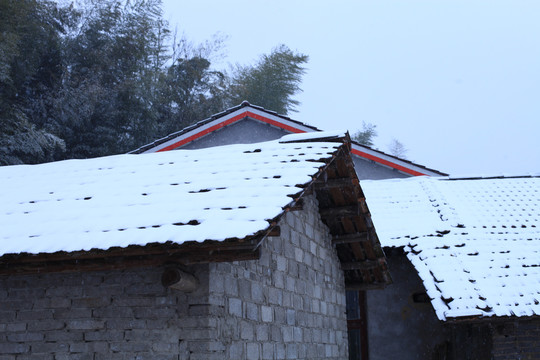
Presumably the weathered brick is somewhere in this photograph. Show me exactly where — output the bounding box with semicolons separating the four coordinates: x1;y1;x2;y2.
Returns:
27;320;65;331
261;305;273;322
228;298;242;317
70;341;109;353
71;297;110;308
245;302;259;321
246;343;260;359
66;319;105;330
6;332;43;342
31;342;69;354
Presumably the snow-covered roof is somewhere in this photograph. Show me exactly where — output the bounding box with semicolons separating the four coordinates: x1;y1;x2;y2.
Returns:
361;175;540;321
0;134;343;258
131;102;446;177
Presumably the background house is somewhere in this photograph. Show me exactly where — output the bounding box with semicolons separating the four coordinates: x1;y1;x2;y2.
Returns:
0;132;389;359
363;175;540;359
131;102;449;359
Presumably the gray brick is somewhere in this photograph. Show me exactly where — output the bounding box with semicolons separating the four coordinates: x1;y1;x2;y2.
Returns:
256;324;269;341
261;306;273;322
262;343;274;360
276;343;286;360
53;308;92;319
66;319;105;330
31;342;69;354
70;341;109;353
286;343;297;359
6;323;26;332
271;325;282;342
282;326;293;342
92;307;133;318
251;282;264;303
223;275;238;296
112;297;154;307
245;302;259;321
238;279;251;300
272;271;285;289
44;330;84;342
276;255;287;272
71;297;110;308
110;341;149;352
240;321;254;340
152;341;180;353
55;354;94;360
228;341;243;359
246;343;259;359
17;310;53;321
0;311;15;322
133;307;176;319
269;287;283;305
0;342;29;354
6;332;43;342
286;309;296;325
228;298;242;317
84;331;123;342
27;320;65;331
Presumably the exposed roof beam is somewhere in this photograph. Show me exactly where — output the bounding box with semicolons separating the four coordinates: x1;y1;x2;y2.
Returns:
332;232;369;244
319;205;360;218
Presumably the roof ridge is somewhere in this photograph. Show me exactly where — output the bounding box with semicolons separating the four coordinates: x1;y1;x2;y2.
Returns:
442;174;540;181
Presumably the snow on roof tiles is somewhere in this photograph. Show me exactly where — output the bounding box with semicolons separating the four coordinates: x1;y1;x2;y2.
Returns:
361;175;540;321
0;136;342;257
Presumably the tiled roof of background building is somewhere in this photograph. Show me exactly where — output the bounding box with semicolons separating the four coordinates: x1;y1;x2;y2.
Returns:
361;175;540;320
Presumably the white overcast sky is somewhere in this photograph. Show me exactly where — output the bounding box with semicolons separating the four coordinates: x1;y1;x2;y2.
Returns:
161;0;540;176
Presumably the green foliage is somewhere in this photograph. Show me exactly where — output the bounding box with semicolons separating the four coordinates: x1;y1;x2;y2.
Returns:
227;44;308;114
0;0;68;164
352;122;377;147
0;1;309;165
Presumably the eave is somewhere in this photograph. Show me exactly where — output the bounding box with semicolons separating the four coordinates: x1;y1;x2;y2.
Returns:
0;135;391;291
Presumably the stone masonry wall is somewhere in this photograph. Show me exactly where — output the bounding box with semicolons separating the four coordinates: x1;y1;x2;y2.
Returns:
492;318;540;360
208;194;349;359
0;264;211;360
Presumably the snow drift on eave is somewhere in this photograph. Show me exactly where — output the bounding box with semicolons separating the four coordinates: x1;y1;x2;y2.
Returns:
0;133;343;257
361;175;540;321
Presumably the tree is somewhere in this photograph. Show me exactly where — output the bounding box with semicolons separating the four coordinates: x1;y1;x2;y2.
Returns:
226;45;308;114
0;1;311;165
0;0;68;164
52;0;171;158
352;122;377;147
388;138;408;159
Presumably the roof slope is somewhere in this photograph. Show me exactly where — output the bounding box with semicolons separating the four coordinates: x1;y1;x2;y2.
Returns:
361;175;540;321
131;101;446;177
1;135;341;256
0;132;390;288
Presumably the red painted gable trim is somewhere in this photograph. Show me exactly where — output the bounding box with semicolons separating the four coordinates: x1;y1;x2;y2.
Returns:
157;111;305;152
247;112;306;134
352;148;426;176
155;109;426;176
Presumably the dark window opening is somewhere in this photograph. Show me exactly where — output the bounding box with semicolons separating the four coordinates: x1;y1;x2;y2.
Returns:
346;290;369;359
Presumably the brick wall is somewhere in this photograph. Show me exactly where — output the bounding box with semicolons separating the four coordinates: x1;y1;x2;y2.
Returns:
0;194;348;359
0;264;210;360
209;194;348;359
492;318;540;360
